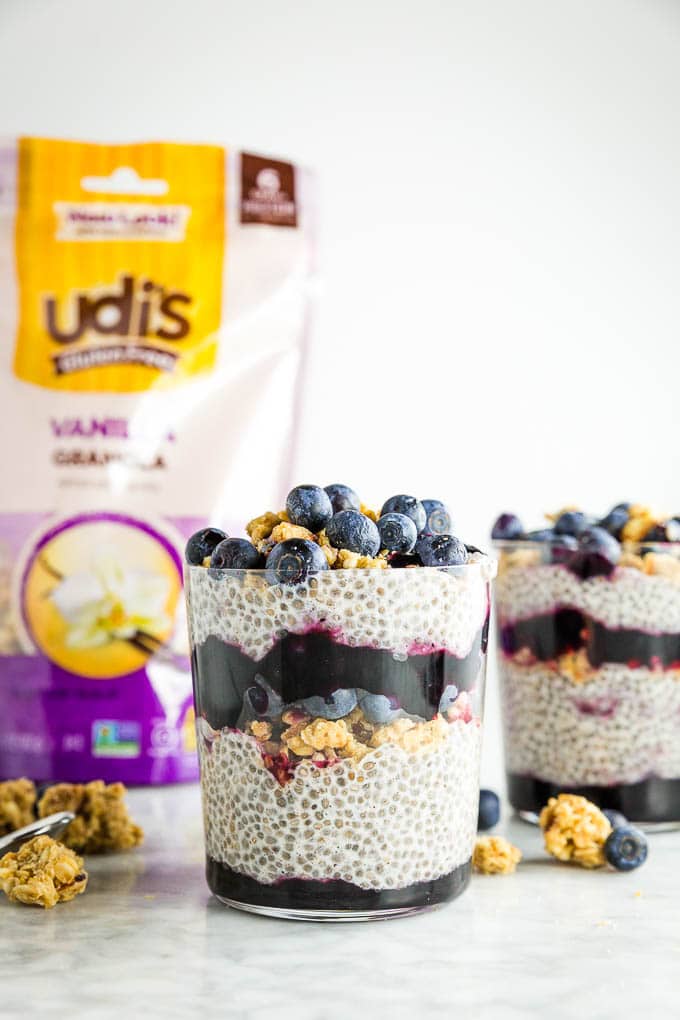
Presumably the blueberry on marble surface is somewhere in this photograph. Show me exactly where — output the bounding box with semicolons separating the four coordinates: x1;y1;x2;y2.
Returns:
326;510;381;556
185;527;228;565
285;484;333;532
380;495;427;534
477;789;501;831
604;825;648;871
377;512;418;554
265;538;329;585
324;483;361;514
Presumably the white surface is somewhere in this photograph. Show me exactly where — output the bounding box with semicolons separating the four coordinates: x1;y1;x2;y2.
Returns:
0;785;677;1019
2;0;680;787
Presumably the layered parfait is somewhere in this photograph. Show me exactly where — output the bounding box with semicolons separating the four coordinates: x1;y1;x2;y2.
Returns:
493;504;680;825
185;484;495;919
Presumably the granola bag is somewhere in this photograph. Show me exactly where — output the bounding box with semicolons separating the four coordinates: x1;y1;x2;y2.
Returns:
0;137;314;784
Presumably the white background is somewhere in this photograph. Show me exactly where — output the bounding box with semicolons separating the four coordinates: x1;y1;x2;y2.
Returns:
2;0;680;787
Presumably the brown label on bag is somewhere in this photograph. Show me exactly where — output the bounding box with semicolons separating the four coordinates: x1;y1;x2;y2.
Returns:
240;153;297;227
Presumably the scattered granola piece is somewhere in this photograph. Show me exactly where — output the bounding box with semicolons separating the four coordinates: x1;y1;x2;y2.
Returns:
0;778;36;836
370;717;416;748
539;793;611;868
398;714;450;753
0;835;87;908
246;511;281;544
38;781;143;854
473;836;522;874
335;549;387;569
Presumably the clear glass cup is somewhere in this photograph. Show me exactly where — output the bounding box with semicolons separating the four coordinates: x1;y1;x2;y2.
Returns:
186;557;495;920
494;539;680;828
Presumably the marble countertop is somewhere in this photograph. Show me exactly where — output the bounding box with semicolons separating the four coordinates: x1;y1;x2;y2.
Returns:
1;784;677;1020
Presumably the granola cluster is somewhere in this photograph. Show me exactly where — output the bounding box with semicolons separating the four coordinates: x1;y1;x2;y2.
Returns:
0;778;36;836
38;781;144;854
472;836;522;875
245;704;454;781
539;793;612;868
246;508;388;570
0;835;87;908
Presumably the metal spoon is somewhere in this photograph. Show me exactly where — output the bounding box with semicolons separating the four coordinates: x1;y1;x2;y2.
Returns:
0;812;76;857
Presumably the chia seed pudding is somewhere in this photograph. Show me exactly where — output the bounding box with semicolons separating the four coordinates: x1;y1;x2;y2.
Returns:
493;504;680;825
185;486;495;919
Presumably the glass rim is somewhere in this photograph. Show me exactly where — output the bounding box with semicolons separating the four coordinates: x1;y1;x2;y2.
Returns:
184;558;496;577
492;538;680;552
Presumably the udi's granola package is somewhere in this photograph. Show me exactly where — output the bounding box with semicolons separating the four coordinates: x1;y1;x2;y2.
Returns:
0;137;315;784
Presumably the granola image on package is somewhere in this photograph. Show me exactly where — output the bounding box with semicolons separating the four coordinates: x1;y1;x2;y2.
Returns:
0;138;315;784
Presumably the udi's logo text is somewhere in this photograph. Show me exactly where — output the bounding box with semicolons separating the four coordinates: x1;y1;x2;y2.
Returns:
13;137;225;392
42;274;192;376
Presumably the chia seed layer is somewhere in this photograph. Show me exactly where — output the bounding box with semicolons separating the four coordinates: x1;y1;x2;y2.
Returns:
198;722;481;890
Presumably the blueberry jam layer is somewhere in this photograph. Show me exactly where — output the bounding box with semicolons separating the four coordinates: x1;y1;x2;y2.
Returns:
501;612;680;670
193;628;486;731
507;773;680;824
206;858;471;913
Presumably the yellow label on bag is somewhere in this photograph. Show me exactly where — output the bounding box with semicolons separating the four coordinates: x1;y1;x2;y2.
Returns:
13;137;225;392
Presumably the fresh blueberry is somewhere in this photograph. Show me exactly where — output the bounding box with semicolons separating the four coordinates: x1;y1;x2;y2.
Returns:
603;809;628;830
301;689;358;720
491;513;524;541
573;526;621;578
554;511;590;537
380;495;426;534
644;519;680;543
416;534;468;567
604;825;648;871
324;483;361;513
598;505;630;539
265;539;329;585
377;512;418;553
477;789;501;831
326;510;380;556
359;693;400;724
185;527;227;565
285;484;333;533
438;684;459;713
210;538;263;571
421;499;452;536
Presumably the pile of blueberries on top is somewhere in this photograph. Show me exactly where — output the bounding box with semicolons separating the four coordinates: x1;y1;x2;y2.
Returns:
186;484;476;585
492;502;680;579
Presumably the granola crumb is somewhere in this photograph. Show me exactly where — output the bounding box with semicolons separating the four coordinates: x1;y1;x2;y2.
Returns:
250;720;273;741
473;836;522;874
299;718;351;751
0;835;88;908
0;778;36;836
38;781;143;854
359;504;379;523
621;505;656;544
335;549;387;569
643;552;680;583
317;529;339;567
539;793;611;868
270;522;316;544
246;511;281;544
557;649;592;685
